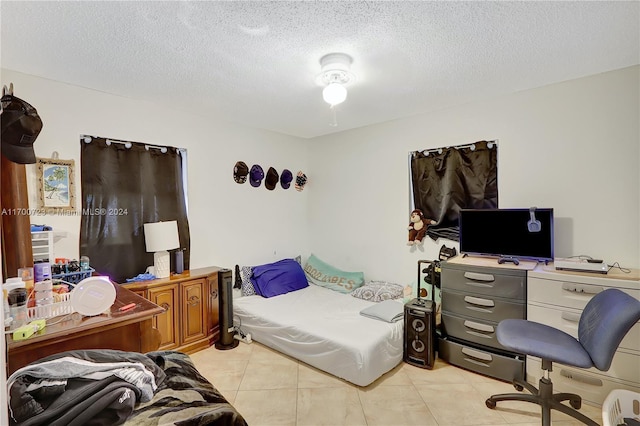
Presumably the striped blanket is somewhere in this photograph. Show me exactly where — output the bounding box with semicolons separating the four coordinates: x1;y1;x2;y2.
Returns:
8;350;246;426
125;351;247;426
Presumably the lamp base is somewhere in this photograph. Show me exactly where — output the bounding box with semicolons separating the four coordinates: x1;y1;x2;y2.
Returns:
154;250;170;278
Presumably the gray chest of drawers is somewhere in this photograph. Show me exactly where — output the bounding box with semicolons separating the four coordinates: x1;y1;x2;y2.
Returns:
438;257;529;382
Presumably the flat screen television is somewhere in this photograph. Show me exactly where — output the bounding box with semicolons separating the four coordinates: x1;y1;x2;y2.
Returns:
459;208;554;263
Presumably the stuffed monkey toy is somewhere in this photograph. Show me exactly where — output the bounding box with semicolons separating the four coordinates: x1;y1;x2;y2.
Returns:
407;209;436;246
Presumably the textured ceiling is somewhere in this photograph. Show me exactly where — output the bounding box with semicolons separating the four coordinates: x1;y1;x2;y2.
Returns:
1;1;639;139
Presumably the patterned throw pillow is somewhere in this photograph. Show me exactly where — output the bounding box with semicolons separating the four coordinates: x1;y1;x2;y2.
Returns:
351;281;404;302
240;265;256;296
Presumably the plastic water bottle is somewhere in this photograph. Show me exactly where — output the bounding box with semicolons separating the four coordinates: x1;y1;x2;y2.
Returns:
80;256;90;271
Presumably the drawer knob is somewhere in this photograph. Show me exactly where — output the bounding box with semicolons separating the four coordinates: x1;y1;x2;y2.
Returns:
160;302;170;311
561;283;604;294
561;311;581;323
462;347;493;362
464;320;494;333
464;295;495;308
463;272;495;283
559;369;603;387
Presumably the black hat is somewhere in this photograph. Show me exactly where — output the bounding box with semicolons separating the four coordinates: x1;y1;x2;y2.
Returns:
265;167;279;191
1;94;42;164
280;169;293;189
249;164;264;187
295;171;307;192
233;161;248;184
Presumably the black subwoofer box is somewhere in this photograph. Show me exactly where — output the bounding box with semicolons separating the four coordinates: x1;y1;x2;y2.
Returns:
404;298;436;369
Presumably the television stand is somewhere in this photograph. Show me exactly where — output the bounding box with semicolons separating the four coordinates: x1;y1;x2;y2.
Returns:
498;256;520;266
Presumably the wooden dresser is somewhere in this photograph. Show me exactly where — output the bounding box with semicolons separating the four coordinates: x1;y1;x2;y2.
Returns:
122;267;222;354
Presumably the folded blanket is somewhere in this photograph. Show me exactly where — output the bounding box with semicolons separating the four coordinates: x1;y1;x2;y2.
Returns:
360;299;404;323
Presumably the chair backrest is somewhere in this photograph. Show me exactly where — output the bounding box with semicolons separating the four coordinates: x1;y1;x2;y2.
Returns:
579;288;640;371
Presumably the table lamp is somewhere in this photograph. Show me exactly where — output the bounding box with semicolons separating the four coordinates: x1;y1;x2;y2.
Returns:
144;220;180;278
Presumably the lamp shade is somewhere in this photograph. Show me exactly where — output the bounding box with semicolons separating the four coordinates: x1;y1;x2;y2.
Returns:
144;221;180;252
323;83;347;106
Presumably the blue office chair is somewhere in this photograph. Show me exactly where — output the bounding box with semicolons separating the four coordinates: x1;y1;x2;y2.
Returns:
486;288;640;426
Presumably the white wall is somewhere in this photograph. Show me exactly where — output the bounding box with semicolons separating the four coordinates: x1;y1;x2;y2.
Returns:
2;66;638;288
1;69;311;274
307;66;640;284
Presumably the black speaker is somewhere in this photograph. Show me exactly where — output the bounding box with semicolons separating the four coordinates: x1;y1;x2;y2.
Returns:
404;298;435;369
174;249;184;274
215;268;238;350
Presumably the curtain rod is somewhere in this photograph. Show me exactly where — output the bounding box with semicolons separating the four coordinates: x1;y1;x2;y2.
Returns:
81;135;168;153
414;140;497;157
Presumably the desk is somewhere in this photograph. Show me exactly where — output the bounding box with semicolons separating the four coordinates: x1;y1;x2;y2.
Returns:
6;284;164;375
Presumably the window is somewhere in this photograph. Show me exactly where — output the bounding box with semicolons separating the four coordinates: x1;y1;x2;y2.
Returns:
79;136;190;283
409;140;498;241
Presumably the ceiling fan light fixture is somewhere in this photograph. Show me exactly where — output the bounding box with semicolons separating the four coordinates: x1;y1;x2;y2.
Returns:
323;82;348;106
320;53;352;74
318;52;355;106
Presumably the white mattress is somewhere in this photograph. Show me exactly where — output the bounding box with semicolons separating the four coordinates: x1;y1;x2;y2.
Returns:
233;284;404;386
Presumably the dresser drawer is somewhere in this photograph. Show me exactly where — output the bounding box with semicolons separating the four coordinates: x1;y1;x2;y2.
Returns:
527;303;640;361
528;276;640;311
442;312;512;352
442;264;526;300
442;288;526;322
439;336;525;383
527;357;640;405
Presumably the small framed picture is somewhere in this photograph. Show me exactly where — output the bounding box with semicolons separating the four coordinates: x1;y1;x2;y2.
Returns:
36;157;76;213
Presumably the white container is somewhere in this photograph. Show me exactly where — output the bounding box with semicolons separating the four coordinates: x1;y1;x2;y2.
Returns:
28;292;73;321
3;277;25;292
602;389;640;426
3;277;26;327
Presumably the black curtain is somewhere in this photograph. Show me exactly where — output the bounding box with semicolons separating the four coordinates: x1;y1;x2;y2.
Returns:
80;137;190;283
410;140;498;241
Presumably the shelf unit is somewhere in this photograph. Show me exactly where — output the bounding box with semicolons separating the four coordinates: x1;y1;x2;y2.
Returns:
31;231;54;263
30;230;68;263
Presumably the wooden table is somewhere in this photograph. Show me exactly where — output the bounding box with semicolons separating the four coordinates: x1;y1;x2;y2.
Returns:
6;284;164;375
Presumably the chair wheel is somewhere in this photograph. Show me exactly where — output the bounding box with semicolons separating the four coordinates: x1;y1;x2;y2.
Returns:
486;399;496;409
569;399;581;409
514;384;523;391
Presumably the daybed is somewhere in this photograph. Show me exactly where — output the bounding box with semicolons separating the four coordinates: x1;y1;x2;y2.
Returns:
7;349;247;426
233;278;404;387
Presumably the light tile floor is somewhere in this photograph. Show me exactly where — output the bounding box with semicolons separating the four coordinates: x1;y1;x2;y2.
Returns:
189;342;603;426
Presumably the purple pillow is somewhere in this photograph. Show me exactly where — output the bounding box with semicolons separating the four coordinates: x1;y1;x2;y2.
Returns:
250;259;308;298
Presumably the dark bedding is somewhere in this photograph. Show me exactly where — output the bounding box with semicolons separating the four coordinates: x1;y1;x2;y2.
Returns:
8;349;246;426
125;351;247;426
